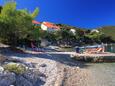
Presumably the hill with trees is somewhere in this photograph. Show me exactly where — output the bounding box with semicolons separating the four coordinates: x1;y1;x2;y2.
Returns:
0;2;114;48
98;26;115;41
0;2;39;46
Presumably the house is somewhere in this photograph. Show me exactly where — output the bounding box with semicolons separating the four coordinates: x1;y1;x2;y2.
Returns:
32;20;41;25
91;29;99;33
32;20;60;31
70;29;76;35
41;22;60;31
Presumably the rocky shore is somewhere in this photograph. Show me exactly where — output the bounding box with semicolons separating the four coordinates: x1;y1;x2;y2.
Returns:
22;57;92;86
0;55;47;86
0;44;93;86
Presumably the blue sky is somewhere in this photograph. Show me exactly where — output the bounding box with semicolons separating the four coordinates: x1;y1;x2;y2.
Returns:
0;0;115;29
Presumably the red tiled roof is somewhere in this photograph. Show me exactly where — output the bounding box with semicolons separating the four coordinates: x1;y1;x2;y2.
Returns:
43;22;60;29
32;20;60;29
32;20;41;24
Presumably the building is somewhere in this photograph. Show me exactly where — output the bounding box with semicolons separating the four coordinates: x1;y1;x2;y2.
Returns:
91;29;99;33
41;22;60;31
32;20;60;31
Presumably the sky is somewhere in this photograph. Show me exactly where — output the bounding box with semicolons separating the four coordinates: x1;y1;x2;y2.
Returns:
0;0;115;29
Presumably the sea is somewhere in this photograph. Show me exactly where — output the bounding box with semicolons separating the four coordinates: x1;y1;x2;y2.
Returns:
86;44;115;86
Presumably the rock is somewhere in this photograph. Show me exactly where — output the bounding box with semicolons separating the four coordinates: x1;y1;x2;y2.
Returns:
10;85;14;86
39;75;46;83
15;75;33;86
40;64;47;67
0;72;16;86
34;76;46;86
39;66;46;74
7;58;24;63
76;66;80;69
23;69;40;85
0;55;8;63
0;55;24;64
24;62;35;68
0;66;4;73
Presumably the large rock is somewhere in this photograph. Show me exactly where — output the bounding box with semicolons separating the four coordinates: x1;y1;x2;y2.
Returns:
24;62;36;68
0;72;16;86
0;55;23;64
7;57;24;63
15;75;33;86
0;66;4;73
0;55;8;63
23;69;41;85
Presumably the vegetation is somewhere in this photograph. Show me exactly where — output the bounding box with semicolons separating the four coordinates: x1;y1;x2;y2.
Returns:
0;2;39;46
98;26;115;41
4;63;27;74
0;2;114;48
43;24;115;46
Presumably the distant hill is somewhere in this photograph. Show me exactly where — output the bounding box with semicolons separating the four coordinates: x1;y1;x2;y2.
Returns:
98;26;115;41
41;22;115;41
56;24;86;31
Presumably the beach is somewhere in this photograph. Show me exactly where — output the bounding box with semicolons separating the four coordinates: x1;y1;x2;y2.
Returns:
1;44;115;86
0;45;93;86
23;56;91;86
0;1;115;86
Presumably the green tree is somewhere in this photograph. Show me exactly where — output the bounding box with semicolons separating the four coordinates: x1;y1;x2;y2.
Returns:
85;31;103;44
0;2;39;46
31;8;39;18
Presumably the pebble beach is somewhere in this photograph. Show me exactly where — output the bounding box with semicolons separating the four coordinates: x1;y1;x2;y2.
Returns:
0;44;94;86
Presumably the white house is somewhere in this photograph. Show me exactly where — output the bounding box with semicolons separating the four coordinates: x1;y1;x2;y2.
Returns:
91;29;99;33
70;29;76;35
41;22;60;31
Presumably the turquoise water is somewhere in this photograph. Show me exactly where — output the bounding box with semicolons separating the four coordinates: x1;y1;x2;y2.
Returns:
105;44;115;53
87;44;115;86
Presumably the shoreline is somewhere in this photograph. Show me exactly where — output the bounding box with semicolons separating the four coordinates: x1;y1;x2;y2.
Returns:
23;57;92;86
0;44;97;86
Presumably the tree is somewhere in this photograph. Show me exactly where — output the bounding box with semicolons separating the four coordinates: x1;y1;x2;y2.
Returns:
0;2;39;46
31;8;39;18
0;6;2;13
84;31;104;44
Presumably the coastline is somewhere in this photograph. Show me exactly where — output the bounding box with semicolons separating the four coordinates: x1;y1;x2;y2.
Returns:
0;45;93;86
23;57;92;86
1;44;115;86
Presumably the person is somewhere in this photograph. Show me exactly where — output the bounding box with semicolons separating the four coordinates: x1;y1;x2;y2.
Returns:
76;47;80;53
101;43;105;52
31;41;37;51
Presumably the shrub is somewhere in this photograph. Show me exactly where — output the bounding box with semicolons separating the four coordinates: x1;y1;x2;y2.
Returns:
4;63;27;74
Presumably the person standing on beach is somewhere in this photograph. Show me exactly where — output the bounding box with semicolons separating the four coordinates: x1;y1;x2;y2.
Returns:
101;43;105;52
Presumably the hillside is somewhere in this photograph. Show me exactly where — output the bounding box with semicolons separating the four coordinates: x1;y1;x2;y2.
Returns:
98;26;115;41
56;24;77;29
56;24;86;30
